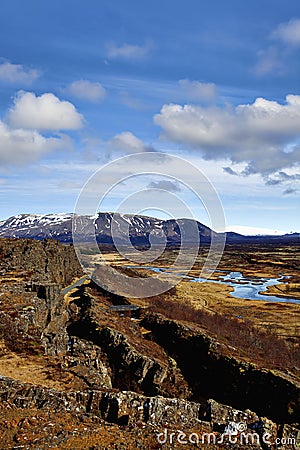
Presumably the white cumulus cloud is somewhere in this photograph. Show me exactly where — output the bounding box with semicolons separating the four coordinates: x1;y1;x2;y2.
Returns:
154;95;300;175
8;91;84;130
0;60;40;84
0;120;64;166
109;131;154;154
67;80;106;102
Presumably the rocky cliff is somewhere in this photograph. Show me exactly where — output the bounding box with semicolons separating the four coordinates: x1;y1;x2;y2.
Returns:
0;238;299;449
0;238;82;285
0;374;299;449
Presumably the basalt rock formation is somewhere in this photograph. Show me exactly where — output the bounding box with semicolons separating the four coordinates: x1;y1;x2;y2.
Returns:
0;238;299;449
0;238;82;285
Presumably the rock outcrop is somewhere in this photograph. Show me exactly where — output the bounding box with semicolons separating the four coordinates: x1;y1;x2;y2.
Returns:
0;237;299;449
141;312;300;425
0;375;299;449
0;238;82;285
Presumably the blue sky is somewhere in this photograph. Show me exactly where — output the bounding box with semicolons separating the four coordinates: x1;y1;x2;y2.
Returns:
0;0;299;234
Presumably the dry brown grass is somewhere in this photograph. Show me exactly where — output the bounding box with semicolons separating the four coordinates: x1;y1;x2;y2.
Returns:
147;292;300;372
172;281;300;339
0;342;71;390
264;282;300;299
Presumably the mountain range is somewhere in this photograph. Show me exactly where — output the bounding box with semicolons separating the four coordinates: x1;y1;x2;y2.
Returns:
0;212;232;245
0;213;298;245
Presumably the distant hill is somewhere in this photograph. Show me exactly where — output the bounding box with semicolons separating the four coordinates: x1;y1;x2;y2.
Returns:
0;213;298;245
0;212;216;245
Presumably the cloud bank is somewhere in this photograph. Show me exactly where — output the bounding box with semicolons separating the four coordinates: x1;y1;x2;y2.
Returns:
154;95;300;175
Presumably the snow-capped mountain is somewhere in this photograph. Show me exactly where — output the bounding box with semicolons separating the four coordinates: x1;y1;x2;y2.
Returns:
0;213;74;242
0;212;218;245
2;212;297;244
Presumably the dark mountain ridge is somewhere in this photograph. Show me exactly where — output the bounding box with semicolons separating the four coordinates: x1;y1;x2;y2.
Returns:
0;212;221;246
0;213;298;245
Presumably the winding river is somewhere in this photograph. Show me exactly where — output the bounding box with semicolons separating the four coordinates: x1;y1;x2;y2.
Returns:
191;271;300;304
125;266;300;304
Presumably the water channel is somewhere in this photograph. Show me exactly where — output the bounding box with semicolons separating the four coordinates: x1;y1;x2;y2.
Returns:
125;266;300;304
